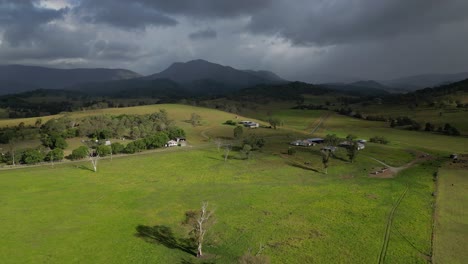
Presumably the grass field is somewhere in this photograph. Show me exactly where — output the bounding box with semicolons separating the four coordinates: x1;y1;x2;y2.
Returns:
351;103;468;135
0;145;438;263
0;103;465;263
433;168;468;264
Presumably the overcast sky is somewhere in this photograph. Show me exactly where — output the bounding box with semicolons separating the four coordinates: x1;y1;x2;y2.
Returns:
1;0;468;82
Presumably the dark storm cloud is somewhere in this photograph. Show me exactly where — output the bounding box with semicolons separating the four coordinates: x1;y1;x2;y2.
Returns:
1;0;467;80
138;0;273;18
0;0;68;45
189;29;217;40
0;24;93;61
247;0;468;45
92;40;144;61
75;0;272;30
75;0;177;29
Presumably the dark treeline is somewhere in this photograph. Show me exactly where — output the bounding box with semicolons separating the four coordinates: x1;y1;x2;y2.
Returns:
0;110;185;165
335;108;461;136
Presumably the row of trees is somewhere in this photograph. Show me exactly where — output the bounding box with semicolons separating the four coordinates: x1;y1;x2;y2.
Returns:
0;110;186;167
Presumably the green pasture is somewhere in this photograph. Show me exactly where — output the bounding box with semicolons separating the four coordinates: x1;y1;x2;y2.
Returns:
0;104;464;263
0;143;437;263
352;103;468;135
433;168;468;264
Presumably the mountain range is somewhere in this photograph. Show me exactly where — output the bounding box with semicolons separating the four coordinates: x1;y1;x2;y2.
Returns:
0;60;467;96
0;60;285;96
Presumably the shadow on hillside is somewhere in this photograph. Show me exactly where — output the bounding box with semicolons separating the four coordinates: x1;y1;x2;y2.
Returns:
286;161;320;173
135;225;196;256
76;165;94;172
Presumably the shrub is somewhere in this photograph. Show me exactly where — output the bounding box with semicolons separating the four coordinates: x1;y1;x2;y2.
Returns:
96;145;111;156
124;142;137;154
287;148;296;155
224;120;237;126
234;126;244;139
69;146;89;160
21;149;45;164
111;142;125;154
369;136;389;144
167;127;185;139
45;148;64;162
145;132;169;149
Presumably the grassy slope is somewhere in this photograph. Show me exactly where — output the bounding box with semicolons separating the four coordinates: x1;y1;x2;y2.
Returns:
0;104;461;263
351;103;468;135
433;168;468;264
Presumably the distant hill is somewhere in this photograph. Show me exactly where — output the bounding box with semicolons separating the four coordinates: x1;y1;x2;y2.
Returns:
323;80;390;96
144;59;286;92
71;78;186;98
227;81;330;102
0;65;141;95
382;72;468;92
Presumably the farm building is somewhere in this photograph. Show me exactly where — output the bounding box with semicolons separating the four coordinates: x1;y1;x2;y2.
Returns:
339;141;365;150
290;140;314;146
306;138;324;144
165;140;178;147
241;121;259;128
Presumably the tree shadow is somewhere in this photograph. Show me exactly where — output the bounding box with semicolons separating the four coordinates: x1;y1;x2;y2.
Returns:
286;161;320;172
76;165;94;172
135;225;196;256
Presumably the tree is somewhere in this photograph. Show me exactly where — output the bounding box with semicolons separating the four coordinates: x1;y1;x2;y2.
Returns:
41;134;68;150
268;117;282;129
325;134;340;147
233;125;244;139
21;149;45;165
241;144;252;160
321;149;332;174
224;144;231;162
88;149;99;172
145;132;169;149
346;134;357;141
346;141;359;163
190;113;202;127
183;202;215;258
8;140;16;166
214;138;223;151
45;148;64;163
35;118;42;128
167;127;185;139
425;122;435;132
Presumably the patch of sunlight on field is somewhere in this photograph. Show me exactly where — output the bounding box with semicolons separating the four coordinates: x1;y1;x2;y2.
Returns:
433;168;468;264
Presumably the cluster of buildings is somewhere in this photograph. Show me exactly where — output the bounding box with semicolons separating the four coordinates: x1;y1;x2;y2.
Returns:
289;137;366;151
290;138;324;146
166;137;187;147
239;120;260;128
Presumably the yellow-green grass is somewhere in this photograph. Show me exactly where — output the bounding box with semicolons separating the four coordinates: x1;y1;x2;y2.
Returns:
0;143;438;263
0;104;269;145
308;113;467;154
352;104;468;135
258;108;468;153
433;168;468;264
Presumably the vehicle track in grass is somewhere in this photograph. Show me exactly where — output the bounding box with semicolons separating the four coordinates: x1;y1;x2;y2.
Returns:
378;186;409;264
309;113;331;135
